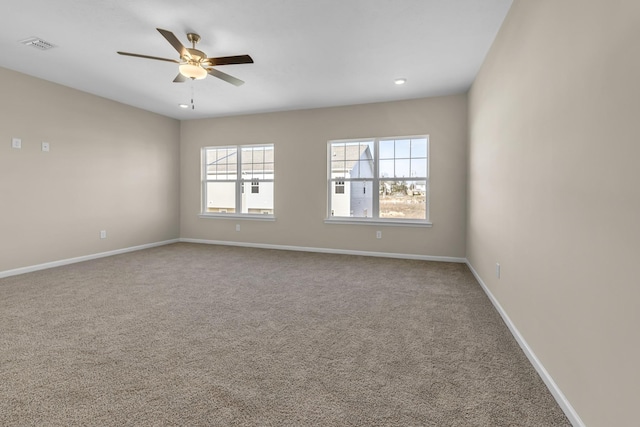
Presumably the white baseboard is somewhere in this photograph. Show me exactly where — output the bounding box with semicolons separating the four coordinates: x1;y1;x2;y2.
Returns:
179;238;467;263
0;239;180;279
0;238;465;279
465;261;585;427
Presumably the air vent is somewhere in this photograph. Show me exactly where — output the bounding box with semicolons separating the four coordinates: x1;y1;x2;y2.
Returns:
20;37;56;51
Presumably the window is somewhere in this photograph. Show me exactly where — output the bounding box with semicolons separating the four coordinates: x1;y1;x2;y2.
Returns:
327;136;429;224
202;144;274;217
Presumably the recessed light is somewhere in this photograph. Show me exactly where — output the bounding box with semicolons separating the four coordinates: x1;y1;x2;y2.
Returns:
394;78;407;85
178;104;189;109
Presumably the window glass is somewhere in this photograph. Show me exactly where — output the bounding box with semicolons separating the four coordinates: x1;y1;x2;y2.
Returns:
205;182;236;213
411;138;428;158
206;148;237;180
394;159;410;178
379;140;395;159
394;139;411;158
379;180;426;220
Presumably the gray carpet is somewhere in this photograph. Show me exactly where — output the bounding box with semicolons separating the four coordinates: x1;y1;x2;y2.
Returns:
0;243;570;426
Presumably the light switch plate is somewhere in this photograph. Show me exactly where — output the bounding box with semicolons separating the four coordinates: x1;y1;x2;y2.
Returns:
11;137;21;149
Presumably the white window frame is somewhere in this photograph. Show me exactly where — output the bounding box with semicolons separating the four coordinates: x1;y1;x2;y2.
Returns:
325;136;431;227
200;144;275;221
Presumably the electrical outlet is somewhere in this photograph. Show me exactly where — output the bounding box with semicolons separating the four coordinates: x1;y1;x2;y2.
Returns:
41;141;50;152
11;137;21;149
236;224;240;232
100;230;107;239
376;230;382;239
496;263;501;279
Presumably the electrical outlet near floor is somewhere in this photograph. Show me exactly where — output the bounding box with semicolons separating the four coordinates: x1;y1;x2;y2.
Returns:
496;263;501;279
236;224;240;232
100;230;107;239
376;230;382;239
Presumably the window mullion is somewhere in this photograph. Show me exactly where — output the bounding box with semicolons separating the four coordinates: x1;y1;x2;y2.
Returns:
373;139;380;220
236;147;243;213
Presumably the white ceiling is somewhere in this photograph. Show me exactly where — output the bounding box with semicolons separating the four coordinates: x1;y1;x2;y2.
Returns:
0;0;512;120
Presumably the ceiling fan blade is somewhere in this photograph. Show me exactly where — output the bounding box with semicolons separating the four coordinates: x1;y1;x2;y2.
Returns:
173;73;187;83
207;68;245;86
204;55;254;66
117;51;180;63
156;28;190;59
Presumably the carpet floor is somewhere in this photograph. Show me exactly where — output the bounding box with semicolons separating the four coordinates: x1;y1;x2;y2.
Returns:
0;243;570;426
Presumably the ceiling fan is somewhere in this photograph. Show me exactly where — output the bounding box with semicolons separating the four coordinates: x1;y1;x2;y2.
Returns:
118;28;253;86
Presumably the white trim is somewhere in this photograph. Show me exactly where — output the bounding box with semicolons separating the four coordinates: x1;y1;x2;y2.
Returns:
465;261;585;427
0;239;179;279
327;135;430;223
324;218;432;227
180;238;465;263
202;144;275;216
199;213;276;221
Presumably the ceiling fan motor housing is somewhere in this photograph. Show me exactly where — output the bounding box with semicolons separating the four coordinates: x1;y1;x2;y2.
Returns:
185;48;206;62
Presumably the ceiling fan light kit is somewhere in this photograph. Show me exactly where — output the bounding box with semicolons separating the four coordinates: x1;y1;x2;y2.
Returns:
179;63;207;80
117;28;253;86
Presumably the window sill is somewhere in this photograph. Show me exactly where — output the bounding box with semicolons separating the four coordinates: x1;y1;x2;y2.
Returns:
324;218;432;227
199;213;276;221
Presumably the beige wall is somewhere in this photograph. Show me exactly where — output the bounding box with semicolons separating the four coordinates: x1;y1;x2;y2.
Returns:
181;95;468;258
0;67;181;272
467;1;640;426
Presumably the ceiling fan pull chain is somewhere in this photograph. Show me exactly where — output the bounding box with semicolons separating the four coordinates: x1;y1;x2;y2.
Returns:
191;80;195;110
